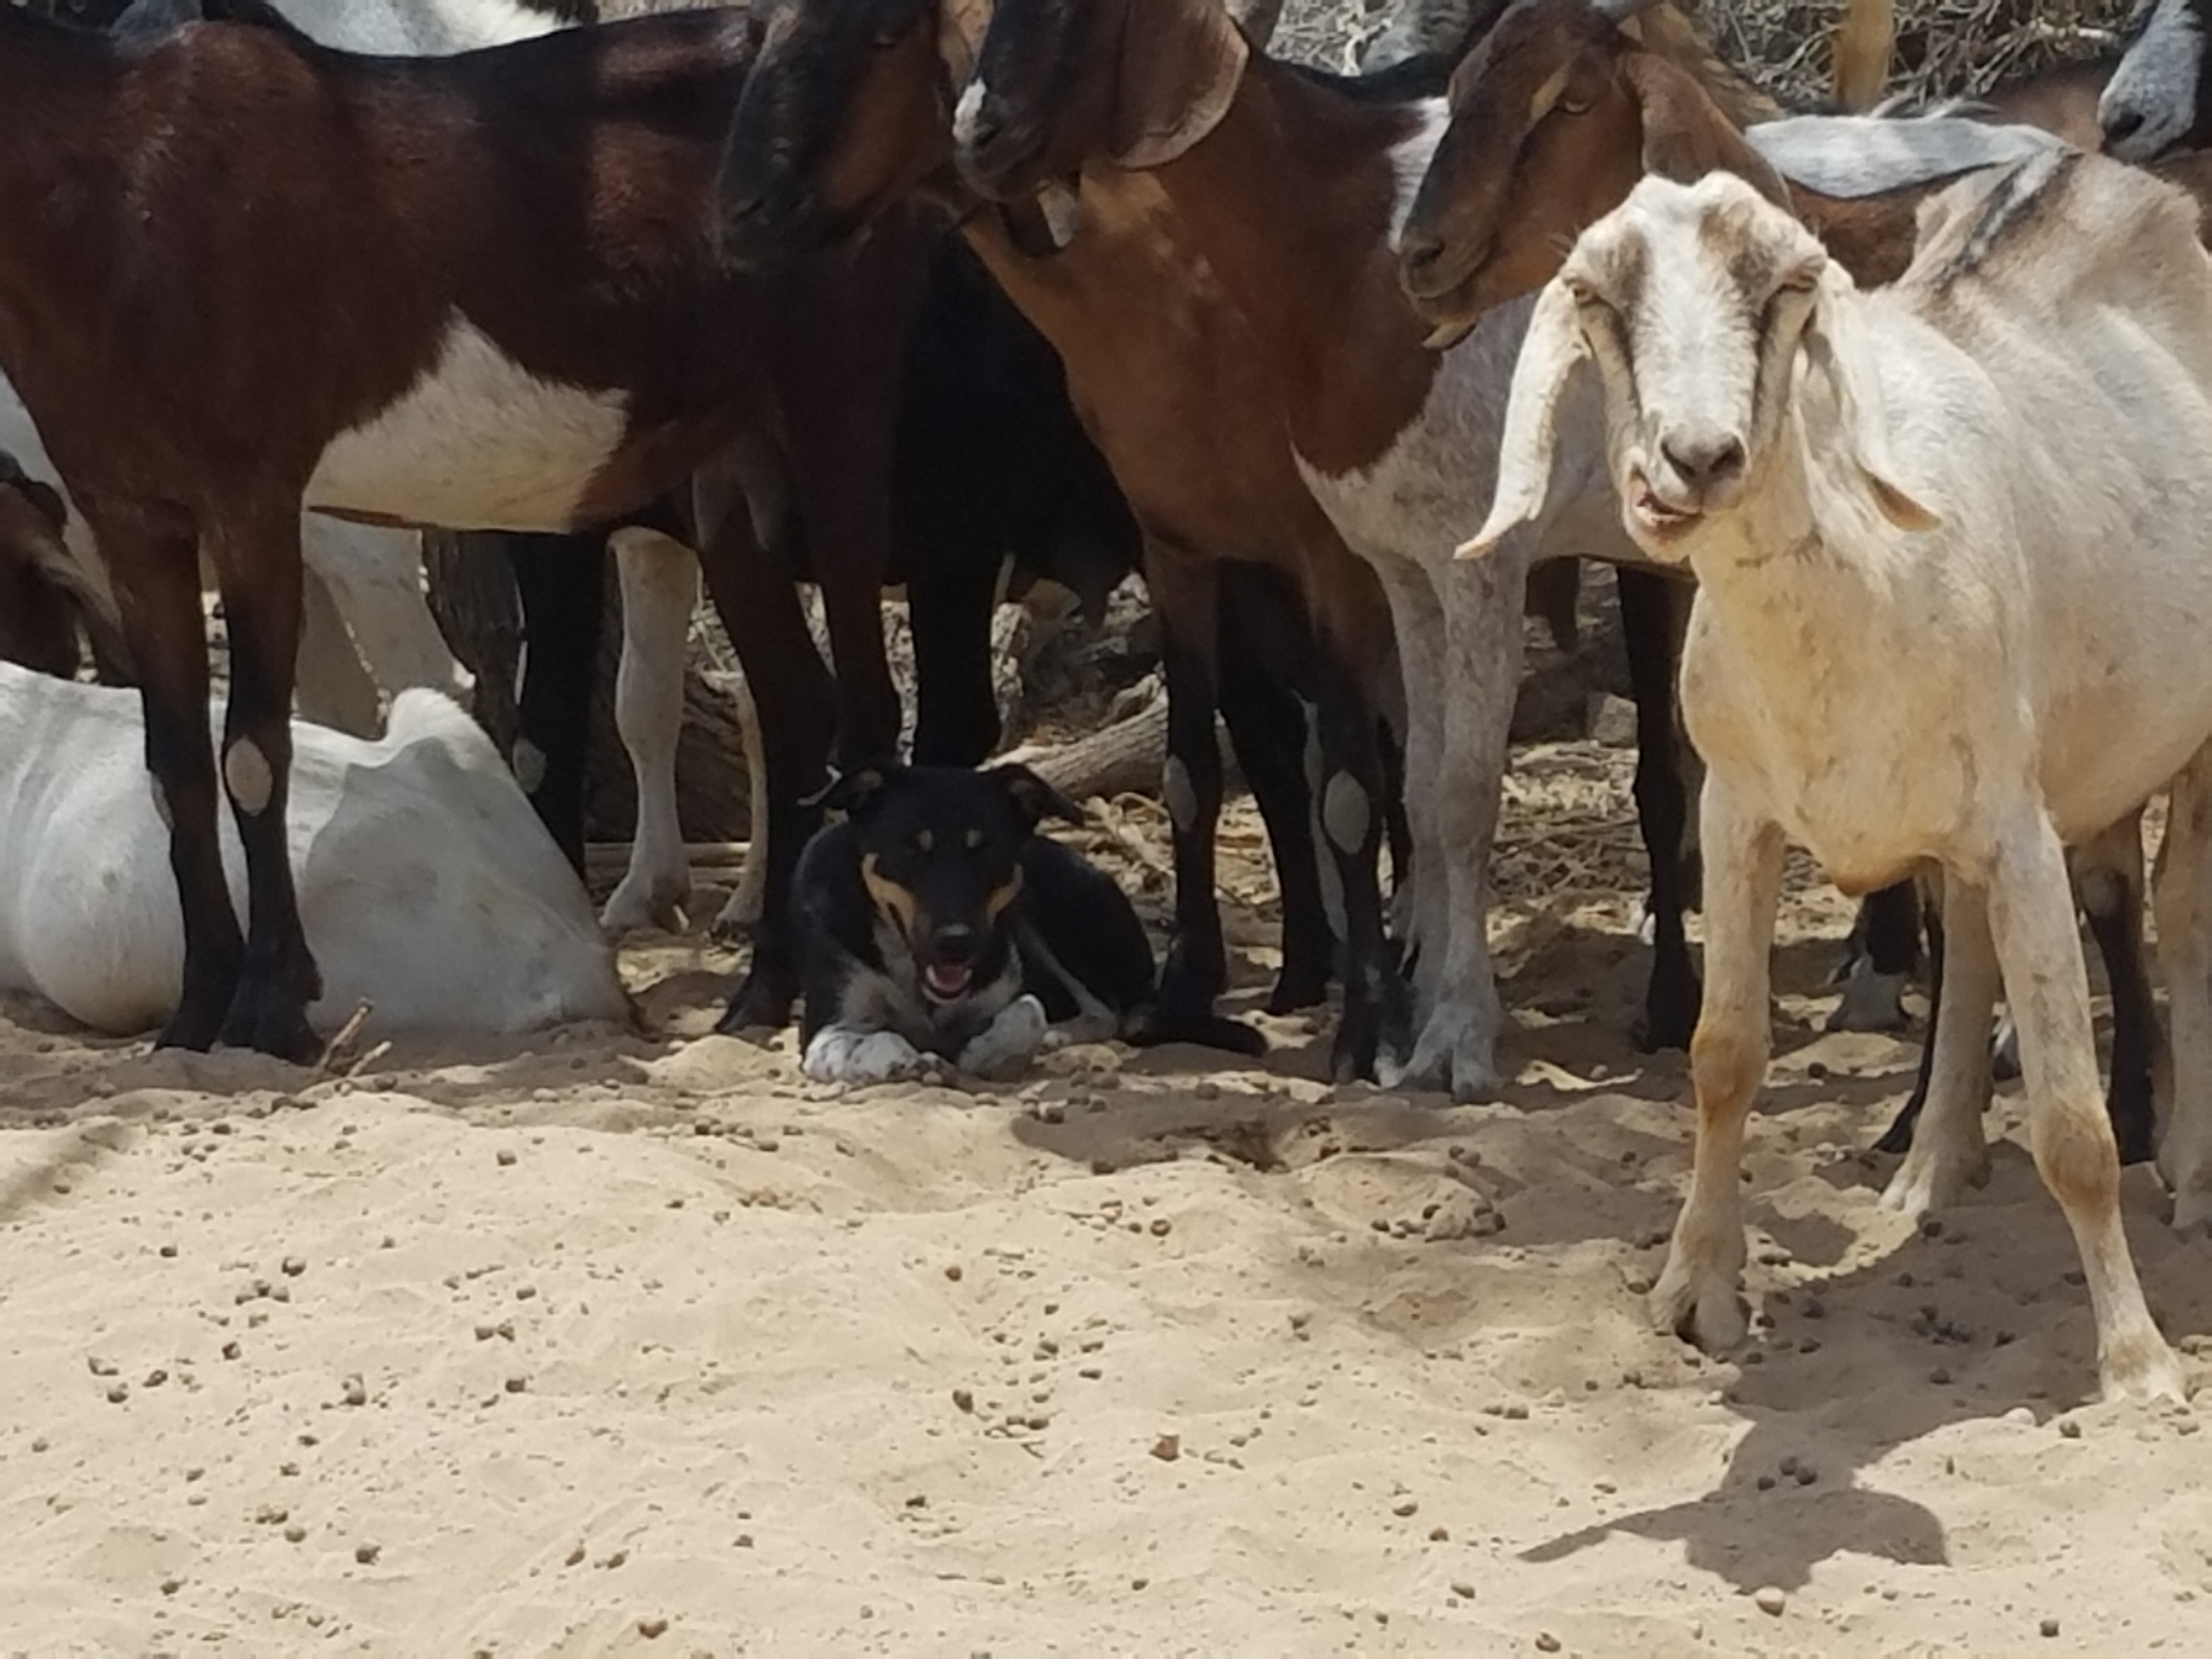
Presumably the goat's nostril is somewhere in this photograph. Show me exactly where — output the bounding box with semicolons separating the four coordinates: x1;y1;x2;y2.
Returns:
2103;106;2146;146
1661;432;1745;487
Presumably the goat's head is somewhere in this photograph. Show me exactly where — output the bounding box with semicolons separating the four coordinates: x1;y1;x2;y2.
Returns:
1400;0;1653;345
714;0;957;269
954;0;1251;198
1460;172;1936;567
1401;0;1793;348
2100;0;2212;162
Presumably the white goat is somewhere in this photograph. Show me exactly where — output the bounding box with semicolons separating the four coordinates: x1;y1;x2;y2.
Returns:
1465;159;2212;1403
0;664;629;1034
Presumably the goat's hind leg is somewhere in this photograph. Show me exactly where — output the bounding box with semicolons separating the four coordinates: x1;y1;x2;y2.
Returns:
1990;810;2183;1402
2151;759;2212;1232
599;527;699;935
2079;811;2158;1167
1651;776;1785;1353
1618;567;1700;1052
206;498;322;1060
1880;872;1995;1215
94;504;246;1050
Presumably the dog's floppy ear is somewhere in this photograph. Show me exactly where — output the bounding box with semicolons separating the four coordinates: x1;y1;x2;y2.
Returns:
805;760;902;817
989;762;1082;828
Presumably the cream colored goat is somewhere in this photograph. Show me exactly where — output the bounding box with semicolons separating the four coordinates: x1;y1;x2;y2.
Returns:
1465;157;2212;1403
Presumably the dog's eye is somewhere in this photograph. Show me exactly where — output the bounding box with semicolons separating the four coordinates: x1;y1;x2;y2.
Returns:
965;827;984;850
914;829;933;852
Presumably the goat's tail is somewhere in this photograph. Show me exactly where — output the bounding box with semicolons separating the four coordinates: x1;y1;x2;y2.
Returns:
1831;0;1897;112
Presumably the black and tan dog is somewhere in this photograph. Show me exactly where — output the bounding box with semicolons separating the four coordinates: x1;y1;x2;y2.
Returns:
794;761;1260;1082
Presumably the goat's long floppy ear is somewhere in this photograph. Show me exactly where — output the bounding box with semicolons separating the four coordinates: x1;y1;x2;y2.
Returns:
1621;52;1793;210
1799;262;1939;533
1458;276;1589;560
990;763;1084;829
806;761;901;817
1110;0;1251;168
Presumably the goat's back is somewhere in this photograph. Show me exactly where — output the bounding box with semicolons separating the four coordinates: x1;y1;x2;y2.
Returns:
1903;149;2212;361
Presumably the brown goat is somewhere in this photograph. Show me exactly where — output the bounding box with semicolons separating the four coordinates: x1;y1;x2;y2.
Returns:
719;0;1413;1077
0;6;939;1057
941;0;1732;1098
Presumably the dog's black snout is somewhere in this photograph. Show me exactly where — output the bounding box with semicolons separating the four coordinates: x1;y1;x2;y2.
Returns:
932;923;979;964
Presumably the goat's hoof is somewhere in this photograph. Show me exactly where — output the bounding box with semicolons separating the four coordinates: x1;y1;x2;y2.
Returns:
707;905;758;945
1649;1256;1747;1352
1632;989;1699;1055
1871;1101;1923;1156
2100;1334;2190;1405
1825;966;1910;1034
2168;1183;2212;1236
1265;965;1331;1016
1329;1018;1381;1086
1156;956;1228;1025
1878;1144;1989;1218
599;878;689;939
218;989;320;1065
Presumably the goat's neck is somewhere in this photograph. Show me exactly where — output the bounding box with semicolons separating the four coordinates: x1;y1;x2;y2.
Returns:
1679;422;1884;665
1146;58;1443;471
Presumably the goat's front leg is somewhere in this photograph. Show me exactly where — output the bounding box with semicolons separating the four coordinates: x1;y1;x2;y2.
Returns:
1880;872;1996;1215
599;527;699;935
1305;625;1400;1082
206;498;321;1060
1651;776;1784;1354
1365;557;1446;1021
1989;810;2183;1402
2151;758;2212;1231
507;529;605;874
92;504;245;1049
1144;548;1233;1028
1394;548;1523;1101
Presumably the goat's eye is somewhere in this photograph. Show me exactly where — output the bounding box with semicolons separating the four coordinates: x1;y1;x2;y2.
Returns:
1558;94;1593;115
1565;276;1600;308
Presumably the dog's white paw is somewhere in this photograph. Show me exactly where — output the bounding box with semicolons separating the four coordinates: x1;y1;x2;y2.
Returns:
958;995;1049;1079
803;1026;928;1085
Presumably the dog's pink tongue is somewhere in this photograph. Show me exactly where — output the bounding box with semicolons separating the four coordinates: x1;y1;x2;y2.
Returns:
926;963;972;997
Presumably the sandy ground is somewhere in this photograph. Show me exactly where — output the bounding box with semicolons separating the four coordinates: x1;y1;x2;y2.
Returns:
5;736;2211;1657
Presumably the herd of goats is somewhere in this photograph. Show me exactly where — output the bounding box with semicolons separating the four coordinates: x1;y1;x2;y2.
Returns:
1;0;2210;1404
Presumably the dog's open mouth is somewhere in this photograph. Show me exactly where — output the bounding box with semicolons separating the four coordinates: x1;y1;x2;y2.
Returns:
923;962;974;1002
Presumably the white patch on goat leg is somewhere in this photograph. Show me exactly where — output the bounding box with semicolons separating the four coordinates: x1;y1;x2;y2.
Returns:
511;738;548;795
1322;771;1372;857
1161;755;1198;834
802;1024;928;1085
959;994;1049;1079
224;738;274;816
309;315;629;532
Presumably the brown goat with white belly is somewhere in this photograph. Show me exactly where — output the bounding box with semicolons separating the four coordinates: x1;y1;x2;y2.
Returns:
0;5;939;1058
